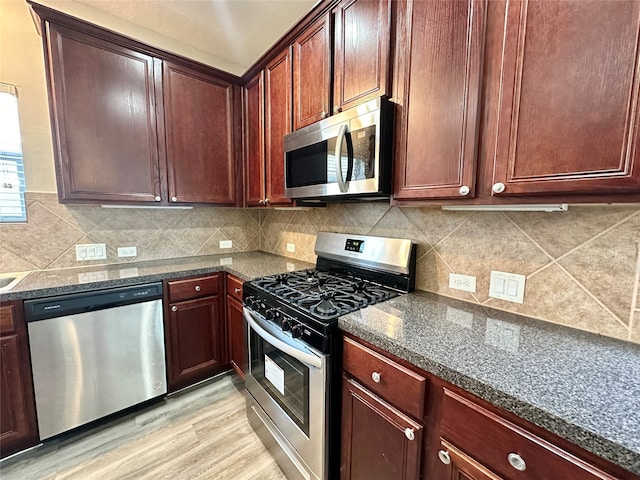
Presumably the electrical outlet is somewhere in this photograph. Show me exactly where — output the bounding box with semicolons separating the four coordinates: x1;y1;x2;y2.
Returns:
219;240;233;249
287;243;295;252
449;273;476;293
489;271;526;304
117;246;137;257
76;243;107;261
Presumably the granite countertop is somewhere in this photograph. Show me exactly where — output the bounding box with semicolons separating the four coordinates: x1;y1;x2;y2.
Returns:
339;291;640;475
0;252;314;301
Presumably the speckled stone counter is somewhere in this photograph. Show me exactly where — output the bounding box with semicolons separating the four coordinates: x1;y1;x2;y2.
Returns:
0;252;314;301
339;291;640;476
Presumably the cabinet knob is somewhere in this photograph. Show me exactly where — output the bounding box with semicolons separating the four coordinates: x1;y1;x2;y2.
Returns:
459;185;470;196
404;428;415;441
334;105;342;113
234;288;241;293
438;450;451;465
371;371;381;383
171;196;178;202
507;453;526;471
264;198;270;204
321;110;328;119
258;199;265;205
492;182;506;194
154;196;161;202
195;285;201;292
171;305;177;312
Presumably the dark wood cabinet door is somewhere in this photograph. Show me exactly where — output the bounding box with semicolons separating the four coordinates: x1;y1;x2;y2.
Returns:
46;23;162;203
393;0;486;200
333;0;391;113
162;61;237;204
491;0;640;196
340;376;423;480
166;295;227;391
226;295;245;379
439;439;503;480
0;303;38;458
244;72;266;207
265;48;294;206
293;13;332;130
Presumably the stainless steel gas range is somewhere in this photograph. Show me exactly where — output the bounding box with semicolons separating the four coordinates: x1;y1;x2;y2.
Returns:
243;232;417;480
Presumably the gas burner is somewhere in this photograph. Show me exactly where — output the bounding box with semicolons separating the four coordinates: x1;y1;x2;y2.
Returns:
296;292;367;318
343;280;398;304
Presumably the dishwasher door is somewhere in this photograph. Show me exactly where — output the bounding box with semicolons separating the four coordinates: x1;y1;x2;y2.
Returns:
27;299;166;439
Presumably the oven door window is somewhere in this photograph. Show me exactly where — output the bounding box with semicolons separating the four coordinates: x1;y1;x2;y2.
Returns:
250;332;310;436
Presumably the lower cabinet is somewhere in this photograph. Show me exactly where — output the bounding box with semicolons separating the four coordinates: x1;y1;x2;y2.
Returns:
0;301;38;458
225;274;245;379
165;274;227;392
341;376;423;480
437;439;502;480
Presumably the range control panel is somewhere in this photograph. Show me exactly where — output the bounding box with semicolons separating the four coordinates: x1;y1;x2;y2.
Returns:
345;238;365;253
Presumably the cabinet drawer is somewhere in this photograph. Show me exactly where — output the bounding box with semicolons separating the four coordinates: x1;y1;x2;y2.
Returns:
226;274;243;302
440;388;616;480
0;304;16;335
167;275;221;302
343;336;426;419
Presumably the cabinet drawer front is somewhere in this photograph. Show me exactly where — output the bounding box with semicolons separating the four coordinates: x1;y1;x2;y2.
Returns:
343;337;426;419
168;275;221;302
440;388;616;480
226;274;243;302
0;305;16;335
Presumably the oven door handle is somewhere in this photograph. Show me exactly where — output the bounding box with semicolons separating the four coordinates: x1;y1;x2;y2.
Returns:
243;308;323;369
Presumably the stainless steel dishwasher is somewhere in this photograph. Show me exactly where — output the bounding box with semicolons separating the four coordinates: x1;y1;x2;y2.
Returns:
24;282;167;440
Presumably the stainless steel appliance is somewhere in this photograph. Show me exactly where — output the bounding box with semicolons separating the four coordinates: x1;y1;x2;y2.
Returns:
243;232;416;480
24;282;167;440
284;97;393;202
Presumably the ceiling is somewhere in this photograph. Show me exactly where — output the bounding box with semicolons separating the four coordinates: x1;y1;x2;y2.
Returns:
46;0;318;75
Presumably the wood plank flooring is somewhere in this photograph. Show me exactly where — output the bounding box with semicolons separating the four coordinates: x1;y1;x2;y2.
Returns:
0;374;286;480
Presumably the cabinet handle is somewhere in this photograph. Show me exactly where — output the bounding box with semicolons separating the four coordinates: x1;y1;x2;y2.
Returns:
171;305;177;312
371;371;381;383
321;110;327;119
171;196;178;202
404;428;415;441
154;195;161;202
507;453;526;471
234;288;241;293
492;182;506;194
459;185;470;196
195;285;201;292
438;450;451;465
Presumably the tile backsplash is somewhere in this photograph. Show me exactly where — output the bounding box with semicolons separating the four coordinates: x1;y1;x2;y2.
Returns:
2;193;639;344
259;203;640;344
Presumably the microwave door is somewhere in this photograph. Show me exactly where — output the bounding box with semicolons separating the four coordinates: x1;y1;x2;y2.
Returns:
334;125;354;193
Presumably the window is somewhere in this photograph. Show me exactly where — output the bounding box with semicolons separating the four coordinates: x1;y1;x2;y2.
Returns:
0;83;27;223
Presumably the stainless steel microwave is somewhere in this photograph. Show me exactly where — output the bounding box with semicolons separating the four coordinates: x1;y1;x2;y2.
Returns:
284;97;393;202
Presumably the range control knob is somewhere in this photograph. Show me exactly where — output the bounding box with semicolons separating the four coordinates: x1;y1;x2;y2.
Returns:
281;318;293;331
245;296;257;309
291;324;303;339
265;309;280;321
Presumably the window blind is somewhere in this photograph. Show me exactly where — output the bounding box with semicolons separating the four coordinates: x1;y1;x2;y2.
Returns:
0;83;27;223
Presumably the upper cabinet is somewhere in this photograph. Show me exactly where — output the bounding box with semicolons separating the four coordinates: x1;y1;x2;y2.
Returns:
292;13;332;130
37;8;242;206
243;49;294;207
333;0;391;113
161;61;239;205
489;0;640;197
393;0;486;201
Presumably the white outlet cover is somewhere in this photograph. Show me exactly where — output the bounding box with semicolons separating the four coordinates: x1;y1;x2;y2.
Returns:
448;273;476;293
287;243;295;252
117;246;137;257
489;271;526;304
219;240;233;249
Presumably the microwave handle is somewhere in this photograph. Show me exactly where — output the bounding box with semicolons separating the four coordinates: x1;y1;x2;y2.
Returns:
335;124;349;193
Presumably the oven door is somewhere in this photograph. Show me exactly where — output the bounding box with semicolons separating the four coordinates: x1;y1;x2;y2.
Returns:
244;307;328;480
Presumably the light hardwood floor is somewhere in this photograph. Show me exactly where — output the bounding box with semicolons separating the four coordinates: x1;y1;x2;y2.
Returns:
0;374;286;480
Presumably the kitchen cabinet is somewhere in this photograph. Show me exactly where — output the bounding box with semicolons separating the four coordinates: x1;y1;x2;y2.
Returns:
292;12;332;130
0;301;38;458
225;274;245;378
341;336;426;479
488;0;640;197
392;0;486;201
36;7;241;206
244;49;293;207
333;0;391;113
165;274;228;392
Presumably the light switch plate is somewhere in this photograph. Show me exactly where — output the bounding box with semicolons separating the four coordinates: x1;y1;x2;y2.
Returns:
76;243;107;261
117;246;137;257
489;271;526;304
219;240;232;249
